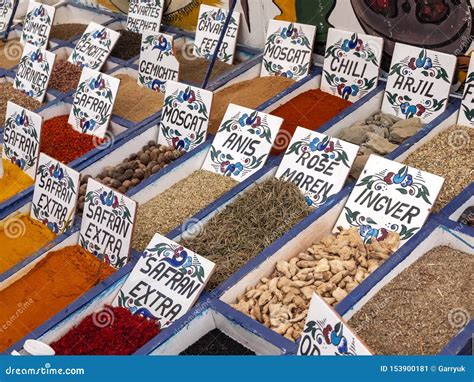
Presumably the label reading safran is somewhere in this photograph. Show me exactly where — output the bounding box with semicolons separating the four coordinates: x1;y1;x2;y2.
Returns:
194;5;240;64
14;43;55;102
21;1;55;48
69;67;120;138
298;293;372;356
202;104;282;182
113;233;215;329
458;57;473;128
2;102;42;179
127;0;164;34
159;81;213;152
69;22;120;70
80;178;137;269
261;20;315;81
0;0;14;33
321;28;383;102
333;155;444;247
30;153;80;234
381;43;456;123
138;32;179;93
276;128;359;208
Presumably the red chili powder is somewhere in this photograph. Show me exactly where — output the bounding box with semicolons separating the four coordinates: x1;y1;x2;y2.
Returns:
270;89;352;155
40;115;104;164
50;306;160;355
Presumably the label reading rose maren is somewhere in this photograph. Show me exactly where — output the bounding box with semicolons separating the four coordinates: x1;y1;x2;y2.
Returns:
321;28;383;102
80;178;137;269
14;43;55;102
69;67;120;139
158;80;213;152
261;20;315;81
30;153;80;234
113;233;215;328
2;102;42;179
458;57;473;128
21;1;55;49
69;22;120;70
0;0;15;33
127;0;164;34
381;43;456;123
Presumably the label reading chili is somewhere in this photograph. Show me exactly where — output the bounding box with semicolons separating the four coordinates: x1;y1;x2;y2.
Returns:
0;0;14;33
126;0;164;34
21;1;55;49
458;57;474;128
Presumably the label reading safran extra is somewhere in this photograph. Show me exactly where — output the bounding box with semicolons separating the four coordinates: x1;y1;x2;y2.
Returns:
333;155;444;247
276;127;359;208
14;43;55;102
321;28;383;102
261;20;315;81
158;81;213;152
2;102;42;179
69;67;120;138
80;178;137;269
458;57;473;128
202;104;282;182
21;1;55;48
381;43;456;123
0;0;14;33
113;233;215;328
69;22;120;70
30;153;80;234
127;0;163;34
298;293;372;356
138;32;179;93
194;5;240;64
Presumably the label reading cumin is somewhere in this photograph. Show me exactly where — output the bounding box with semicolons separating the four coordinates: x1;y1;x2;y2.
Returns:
21;1;55;48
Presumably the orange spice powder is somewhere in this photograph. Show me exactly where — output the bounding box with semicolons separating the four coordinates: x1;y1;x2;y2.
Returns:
0;159;34;203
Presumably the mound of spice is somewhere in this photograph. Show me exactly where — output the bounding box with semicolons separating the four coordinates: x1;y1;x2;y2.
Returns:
48;60;82;93
404;125;474;212
180;329;255;355
0;39;23;69
49;23;88;41
78;142;184;212
349;246;473;355
0;82;41;125
459;207;474;226
270;89;352;155
51;305;160;355
0;213;56;274
0;159;33;203
176;49;233;85
110;30;142;60
232;227;400;341
113;74;165;123
182;178;313;290
208;76;295;134
338;112;424;178
133;170;238;251
40;115;104;164
0;245;115;352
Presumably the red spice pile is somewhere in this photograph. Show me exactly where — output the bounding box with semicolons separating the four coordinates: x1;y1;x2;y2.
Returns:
51;306;160;355
40;115;105;163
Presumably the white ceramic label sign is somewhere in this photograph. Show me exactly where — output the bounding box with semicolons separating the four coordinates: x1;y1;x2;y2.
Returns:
194;5;240;64
21;1;55;48
458;57;473;128
276;128;359;208
14;43;55;102
298;293;372;356
80;178;137;269
261;20;315;81
138;32;179;93
202;103;282;182
381;43;456;123
113;233;215;329
126;0;164;34
2;102;42;179
321;28;383;101
334;155;444;247
69;22;120;70
31;153;80;234
69;67;120;138
159;81;213;152
0;0;14;33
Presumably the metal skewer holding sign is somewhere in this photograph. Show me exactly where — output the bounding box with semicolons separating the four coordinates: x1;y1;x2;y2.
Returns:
458;56;473;128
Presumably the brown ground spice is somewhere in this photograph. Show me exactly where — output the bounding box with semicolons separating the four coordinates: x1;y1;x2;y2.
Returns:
0;39;22;69
49;23;88;40
176;50;233;85
111;29;141;60
48;60;82;93
0;82;41;126
349;246;473;355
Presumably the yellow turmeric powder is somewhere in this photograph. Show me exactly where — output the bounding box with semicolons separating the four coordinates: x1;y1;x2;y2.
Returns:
0;159;34;203
0;213;56;274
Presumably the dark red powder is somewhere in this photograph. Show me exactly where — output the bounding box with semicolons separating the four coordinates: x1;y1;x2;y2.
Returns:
270;89;352;155
50;306;160;355
40;115;104;164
